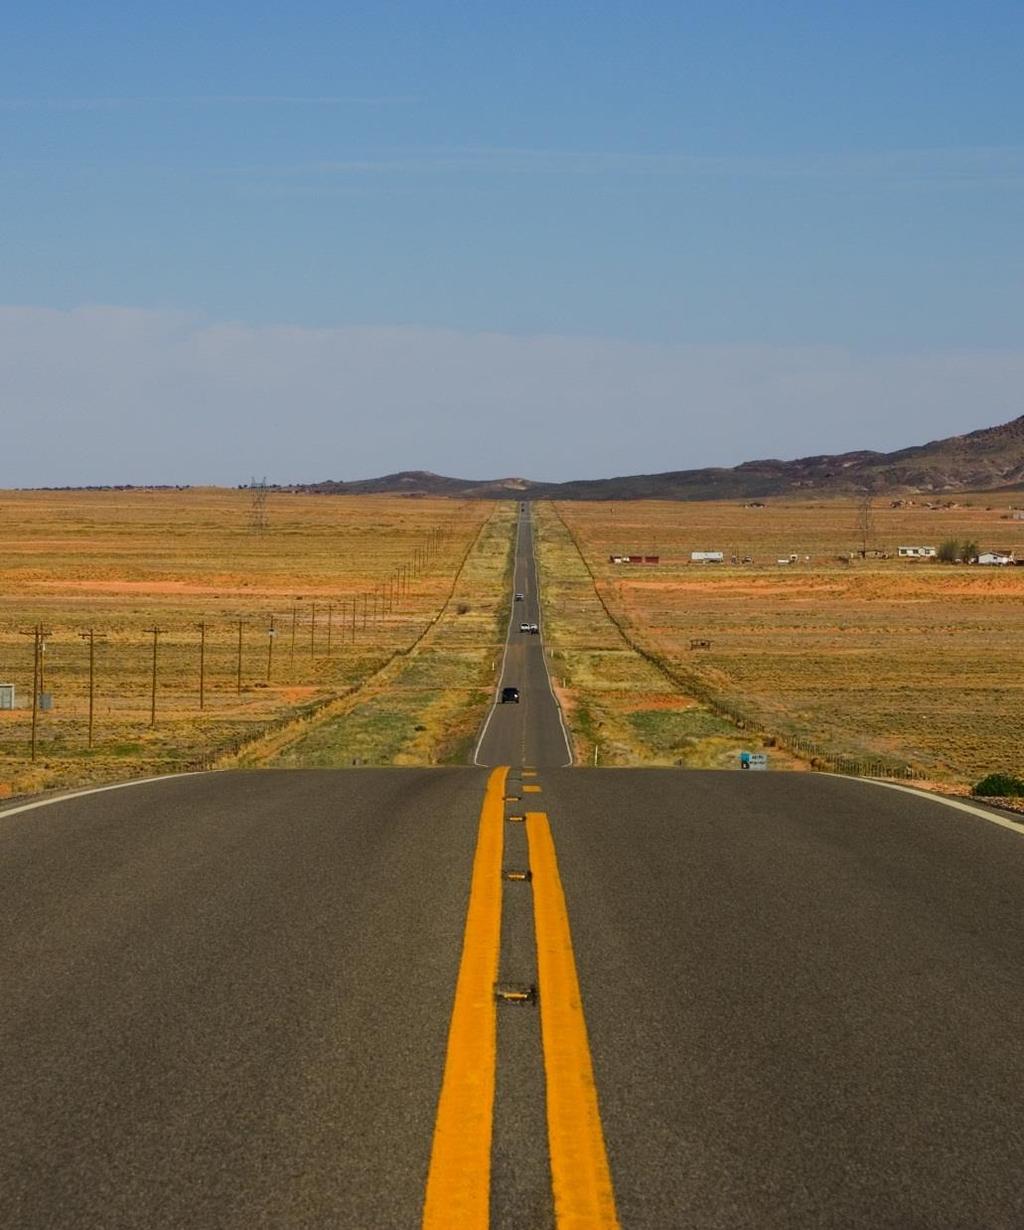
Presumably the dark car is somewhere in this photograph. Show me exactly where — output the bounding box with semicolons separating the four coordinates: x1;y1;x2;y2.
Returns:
500;686;520;704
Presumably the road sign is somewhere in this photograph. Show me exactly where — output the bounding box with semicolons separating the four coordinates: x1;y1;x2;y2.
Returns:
748;753;768;770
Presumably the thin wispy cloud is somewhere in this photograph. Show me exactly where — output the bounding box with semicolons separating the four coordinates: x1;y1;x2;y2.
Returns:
226;144;1024;191
2;306;1021;488
0;95;413;111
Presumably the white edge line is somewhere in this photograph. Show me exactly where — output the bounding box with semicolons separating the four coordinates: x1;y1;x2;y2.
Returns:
826;773;1024;838
472;510;522;766
0;770;212;822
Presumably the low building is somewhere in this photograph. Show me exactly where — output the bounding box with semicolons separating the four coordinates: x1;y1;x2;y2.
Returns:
976;550;1015;565
691;551;724;564
898;545;937;558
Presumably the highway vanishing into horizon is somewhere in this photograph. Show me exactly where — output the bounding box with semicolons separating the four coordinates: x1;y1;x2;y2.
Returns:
2;507;1023;1228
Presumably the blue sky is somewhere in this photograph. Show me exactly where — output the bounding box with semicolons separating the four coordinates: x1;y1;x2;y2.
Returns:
2;2;1022;483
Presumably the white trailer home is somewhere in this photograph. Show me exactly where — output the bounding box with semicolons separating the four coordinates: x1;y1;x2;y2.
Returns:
897;546;937;558
691;551;724;564
976;551;1015;565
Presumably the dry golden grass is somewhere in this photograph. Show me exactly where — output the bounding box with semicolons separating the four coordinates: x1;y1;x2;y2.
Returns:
0;488;499;794
545;495;1024;784
251;501;516;768
533;503;799;770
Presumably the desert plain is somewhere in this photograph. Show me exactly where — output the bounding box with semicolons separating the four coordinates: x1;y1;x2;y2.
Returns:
2;486;1023;797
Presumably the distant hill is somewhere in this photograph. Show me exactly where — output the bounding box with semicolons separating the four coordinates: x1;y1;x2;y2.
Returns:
297;414;1024;501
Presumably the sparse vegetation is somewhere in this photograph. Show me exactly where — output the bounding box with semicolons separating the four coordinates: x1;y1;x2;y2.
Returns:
532;503;796;770
255;504;515;767
0;488;505;795
539;496;1024;786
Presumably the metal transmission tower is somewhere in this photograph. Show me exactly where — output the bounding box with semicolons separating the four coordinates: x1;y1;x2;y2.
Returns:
248;476;270;535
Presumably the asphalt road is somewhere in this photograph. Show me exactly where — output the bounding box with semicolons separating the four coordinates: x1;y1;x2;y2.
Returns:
473;505;572;770
2;508;1023;1228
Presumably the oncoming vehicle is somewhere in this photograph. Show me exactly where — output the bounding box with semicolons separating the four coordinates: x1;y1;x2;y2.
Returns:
528;623;539;634
519;622;531;633
500;686;520;704
514;592;525;601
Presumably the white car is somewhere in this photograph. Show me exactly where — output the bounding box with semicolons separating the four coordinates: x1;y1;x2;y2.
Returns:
519;622;530;632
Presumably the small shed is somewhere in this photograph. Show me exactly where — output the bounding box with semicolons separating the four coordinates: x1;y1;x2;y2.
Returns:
0;683;14;709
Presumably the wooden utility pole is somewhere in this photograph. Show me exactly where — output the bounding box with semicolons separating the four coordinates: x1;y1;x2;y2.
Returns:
310;602;317;659
31;627;40;759
236;619;244;693
17;625;48;761
197;622;206;710
143;627;165;727
362;592;368;630
290;605;297;677
351;595;357;641
326;604;333;657
78;628;106;747
266;615;276;682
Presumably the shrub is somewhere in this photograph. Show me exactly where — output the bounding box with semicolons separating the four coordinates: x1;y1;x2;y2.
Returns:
937;537;980;563
972;772;1024;798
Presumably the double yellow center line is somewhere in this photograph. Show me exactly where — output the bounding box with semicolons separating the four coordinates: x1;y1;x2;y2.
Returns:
423;767;619;1228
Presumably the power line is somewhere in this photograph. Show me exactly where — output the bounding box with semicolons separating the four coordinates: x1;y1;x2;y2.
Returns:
248;476;270;534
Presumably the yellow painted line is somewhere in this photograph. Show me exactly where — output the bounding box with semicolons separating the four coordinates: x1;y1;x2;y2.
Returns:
526;811;620;1229
423;766;509;1229
522;770;538;777
523;784;542;793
